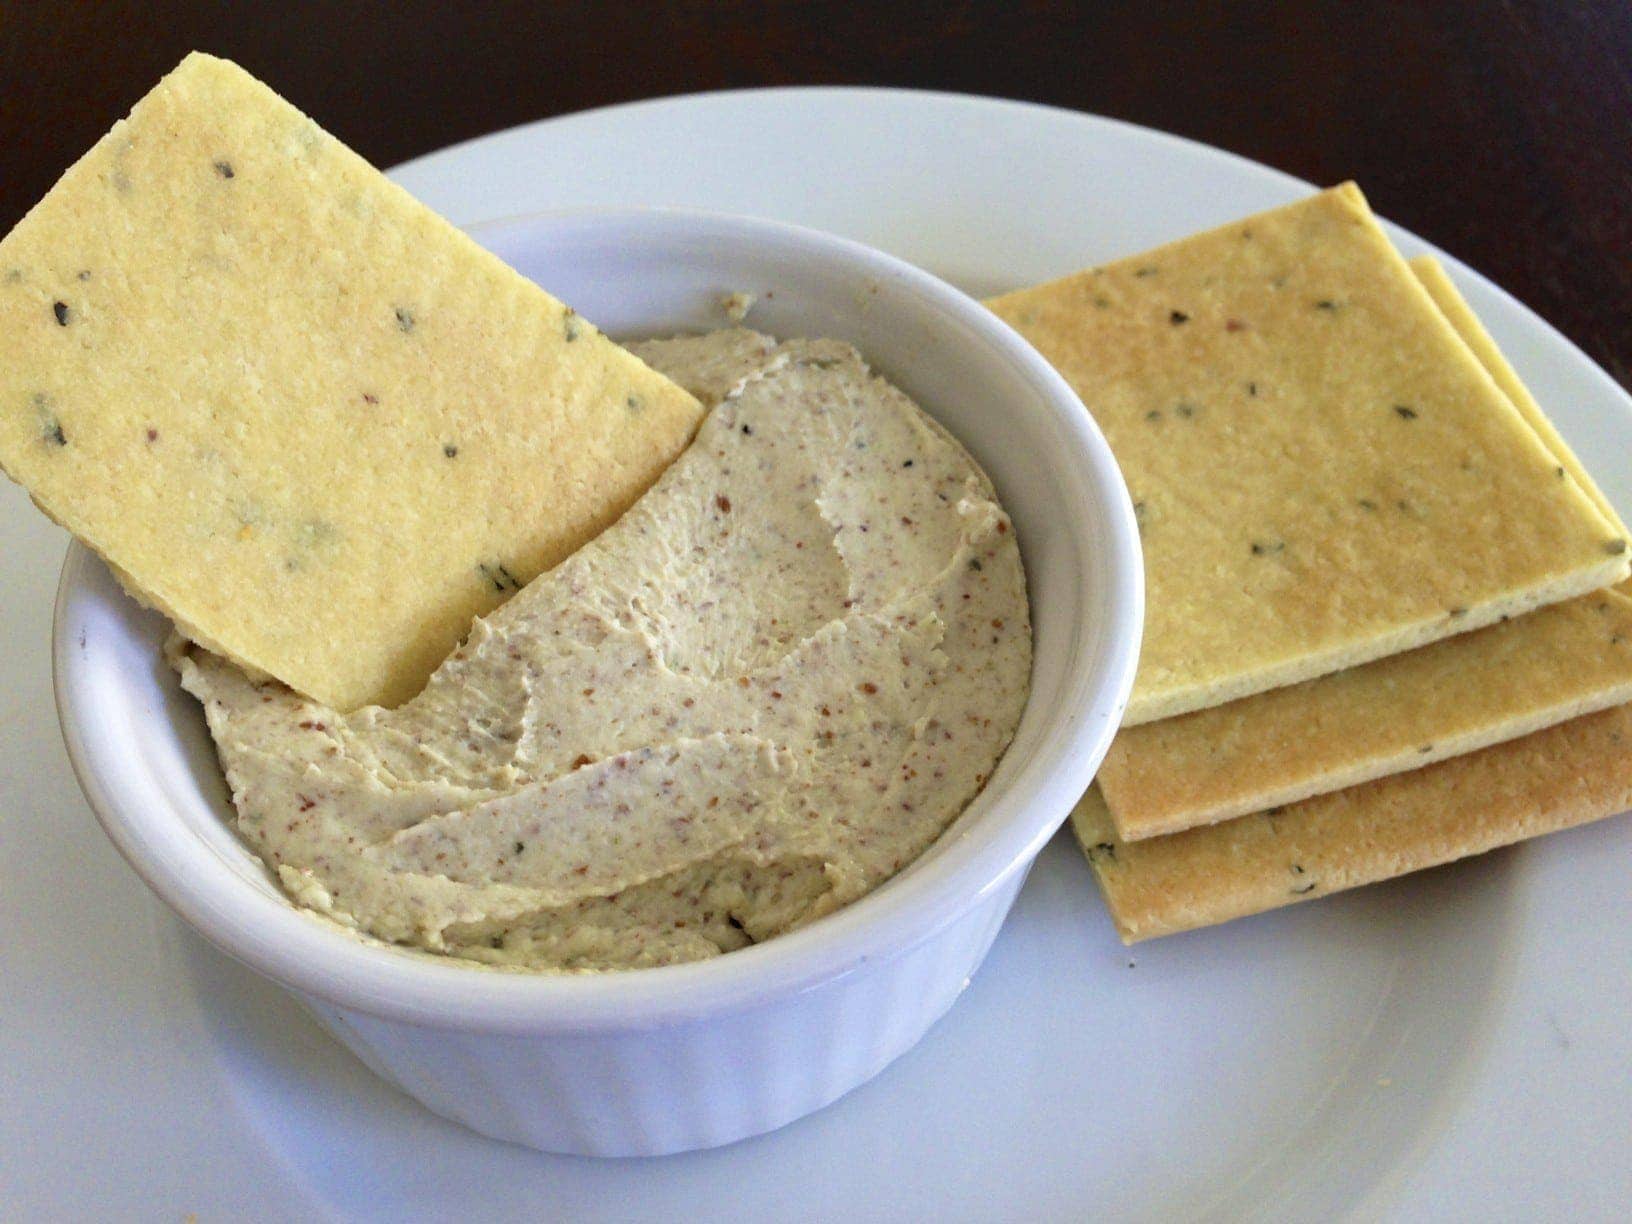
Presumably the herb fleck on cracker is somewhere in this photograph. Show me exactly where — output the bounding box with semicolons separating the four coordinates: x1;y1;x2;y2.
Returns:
477;562;522;593
294;519;339;551
32;393;67;446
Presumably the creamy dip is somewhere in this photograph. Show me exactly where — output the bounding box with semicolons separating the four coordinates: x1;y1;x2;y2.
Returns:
177;330;1032;971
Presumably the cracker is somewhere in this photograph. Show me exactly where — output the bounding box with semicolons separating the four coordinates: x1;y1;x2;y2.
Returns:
1074;700;1632;942
1408;255;1629;536
1099;592;1632;836
988;184;1628;724
1098;261;1632;836
0;54;703;710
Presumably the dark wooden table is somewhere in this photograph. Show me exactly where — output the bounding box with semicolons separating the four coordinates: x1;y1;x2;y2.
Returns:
6;2;1628;388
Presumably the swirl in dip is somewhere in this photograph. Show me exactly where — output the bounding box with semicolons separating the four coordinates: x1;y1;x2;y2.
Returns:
176;329;1032;971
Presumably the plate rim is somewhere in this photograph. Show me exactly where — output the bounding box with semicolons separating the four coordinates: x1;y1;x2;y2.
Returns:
392;84;1632;424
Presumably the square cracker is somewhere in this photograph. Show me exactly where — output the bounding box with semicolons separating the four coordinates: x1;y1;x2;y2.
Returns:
988;184;1629;724
1098;592;1632;837
0;53;703;710
1073;700;1632;943
1097;259;1632;837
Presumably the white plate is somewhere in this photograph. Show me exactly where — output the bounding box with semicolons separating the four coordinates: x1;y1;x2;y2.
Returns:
3;89;1628;1221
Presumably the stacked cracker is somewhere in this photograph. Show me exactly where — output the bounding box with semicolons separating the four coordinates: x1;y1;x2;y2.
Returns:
989;184;1632;941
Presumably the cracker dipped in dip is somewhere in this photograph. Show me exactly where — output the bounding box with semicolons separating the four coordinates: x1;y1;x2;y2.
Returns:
176;330;1032;971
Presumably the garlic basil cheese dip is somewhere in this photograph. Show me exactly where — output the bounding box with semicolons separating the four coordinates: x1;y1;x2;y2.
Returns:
177;329;1032;972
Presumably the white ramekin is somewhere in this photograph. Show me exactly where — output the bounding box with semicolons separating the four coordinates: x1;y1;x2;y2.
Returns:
52;208;1141;1157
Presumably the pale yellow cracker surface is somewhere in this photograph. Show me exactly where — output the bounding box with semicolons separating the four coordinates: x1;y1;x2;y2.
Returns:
1074;701;1632;943
1098;262;1632;836
0;53;703;710
988;184;1628;724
